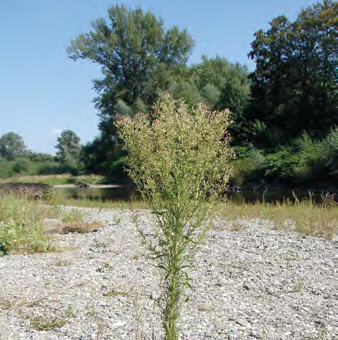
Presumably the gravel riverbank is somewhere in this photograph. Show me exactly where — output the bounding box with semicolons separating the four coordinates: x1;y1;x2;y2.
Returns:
0;207;337;339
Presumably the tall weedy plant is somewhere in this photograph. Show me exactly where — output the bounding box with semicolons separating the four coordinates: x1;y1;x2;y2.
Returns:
116;94;233;339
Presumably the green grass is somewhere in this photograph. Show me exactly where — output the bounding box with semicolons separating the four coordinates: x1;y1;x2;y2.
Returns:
28;306;74;331
0;196;57;255
0;194;100;255
30;316;68;331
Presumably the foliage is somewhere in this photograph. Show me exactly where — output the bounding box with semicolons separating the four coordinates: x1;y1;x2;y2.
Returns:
68;4;194;138
12;158;31;174
68;4;196;178
116;94;233;339
258;150;299;180
294;129;338;183
0;196;54;255
229;128;338;188
79;135;127;179
55;130;81;167
0;159;79;178
0;132;26;161
0;160;15;178
247;0;337;146
23;151;56;163
0;130;81;179
230;148;264;186
165;56;251;145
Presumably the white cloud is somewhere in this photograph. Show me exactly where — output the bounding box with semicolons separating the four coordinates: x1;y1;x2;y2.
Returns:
51;128;63;136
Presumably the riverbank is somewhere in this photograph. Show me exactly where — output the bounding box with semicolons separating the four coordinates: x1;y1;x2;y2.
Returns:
0;206;337;339
53;184;123;189
0;174;123;186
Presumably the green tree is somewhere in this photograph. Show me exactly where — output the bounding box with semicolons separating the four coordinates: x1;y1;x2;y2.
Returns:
55;130;81;165
68;4;194;139
0;132;26;160
116;94;233;339
248;0;337;147
23;151;55;163
79;135;126;179
188;56;251;144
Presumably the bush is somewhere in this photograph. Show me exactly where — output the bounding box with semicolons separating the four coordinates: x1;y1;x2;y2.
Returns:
0;160;14;178
294;130;338;184
12;158;31;174
116;94;233;339
231;147;264;186
258;150;299;180
36;162;78;176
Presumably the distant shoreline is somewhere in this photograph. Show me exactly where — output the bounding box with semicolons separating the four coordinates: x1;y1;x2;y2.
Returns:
53;184;124;189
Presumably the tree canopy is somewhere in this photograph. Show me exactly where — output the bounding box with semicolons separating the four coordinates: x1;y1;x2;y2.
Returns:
0;132;26;161
68;1;337;189
247;0;337;147
68;4;194;139
55;130;81;165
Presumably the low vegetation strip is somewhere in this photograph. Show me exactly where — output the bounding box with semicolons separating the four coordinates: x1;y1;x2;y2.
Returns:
59;196;337;240
1;192;336;258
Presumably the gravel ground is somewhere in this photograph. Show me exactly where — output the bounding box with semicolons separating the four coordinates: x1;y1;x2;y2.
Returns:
0;207;337;340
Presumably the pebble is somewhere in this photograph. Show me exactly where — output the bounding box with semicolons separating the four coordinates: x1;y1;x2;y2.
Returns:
0;207;337;339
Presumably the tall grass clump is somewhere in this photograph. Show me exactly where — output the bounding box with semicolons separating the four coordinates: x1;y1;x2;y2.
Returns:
0;196;54;255
116;93;233;339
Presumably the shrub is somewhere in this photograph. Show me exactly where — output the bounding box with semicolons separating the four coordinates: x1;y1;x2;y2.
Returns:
36;162;78;176
231;147;264;186
294;130;338;183
12;158;31;174
116;94;233;339
257;149;298;180
0;160;14;178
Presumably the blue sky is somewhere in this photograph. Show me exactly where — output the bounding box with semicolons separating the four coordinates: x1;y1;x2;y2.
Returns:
0;0;317;154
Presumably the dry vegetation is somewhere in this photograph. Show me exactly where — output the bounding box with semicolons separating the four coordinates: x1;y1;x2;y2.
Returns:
60;195;337;240
218;194;337;240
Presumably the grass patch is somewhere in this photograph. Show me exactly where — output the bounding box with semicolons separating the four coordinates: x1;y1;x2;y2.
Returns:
103;286;133;297
61;208;85;223
30;316;67;330
0;196;56;255
0;194;101;255
219;195;337;239
28;306;74;331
